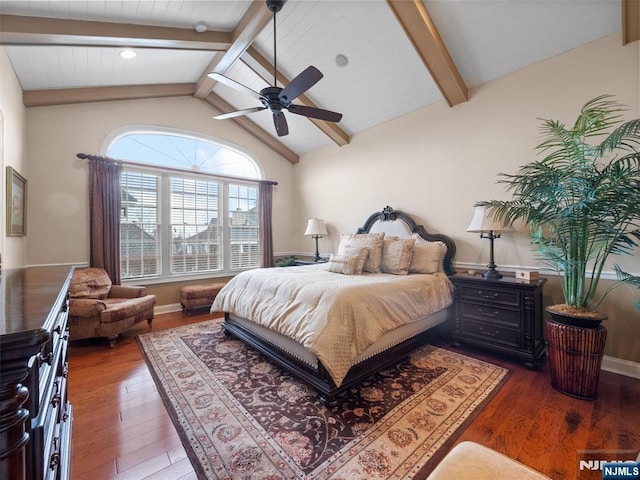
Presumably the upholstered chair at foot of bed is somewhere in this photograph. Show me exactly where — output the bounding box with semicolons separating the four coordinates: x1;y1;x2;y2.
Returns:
68;267;156;348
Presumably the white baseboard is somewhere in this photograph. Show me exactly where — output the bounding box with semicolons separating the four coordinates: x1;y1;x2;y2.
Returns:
601;355;640;379
155;303;184;315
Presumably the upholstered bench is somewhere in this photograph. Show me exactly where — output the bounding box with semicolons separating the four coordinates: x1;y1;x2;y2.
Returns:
180;282;226;314
426;441;551;480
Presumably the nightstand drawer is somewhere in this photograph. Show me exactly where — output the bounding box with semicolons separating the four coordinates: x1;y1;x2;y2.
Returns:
460;320;521;348
459;285;520;307
459;301;521;327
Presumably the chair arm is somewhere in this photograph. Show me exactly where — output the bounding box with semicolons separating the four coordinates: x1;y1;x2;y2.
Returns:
109;285;147;298
69;298;107;317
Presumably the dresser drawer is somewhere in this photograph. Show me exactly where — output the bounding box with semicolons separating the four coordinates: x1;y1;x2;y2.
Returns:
459;285;521;307
460;319;521;348
459;301;521;328
29;385;61;480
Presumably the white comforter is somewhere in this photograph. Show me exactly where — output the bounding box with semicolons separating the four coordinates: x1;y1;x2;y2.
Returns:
210;264;453;386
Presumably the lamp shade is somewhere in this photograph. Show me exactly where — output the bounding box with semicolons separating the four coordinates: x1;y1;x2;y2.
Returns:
466;206;509;233
304;218;328;236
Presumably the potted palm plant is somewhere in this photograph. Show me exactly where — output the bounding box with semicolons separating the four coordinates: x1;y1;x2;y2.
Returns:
479;95;640;399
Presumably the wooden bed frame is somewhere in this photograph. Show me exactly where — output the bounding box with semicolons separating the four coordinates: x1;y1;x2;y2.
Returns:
222;206;457;405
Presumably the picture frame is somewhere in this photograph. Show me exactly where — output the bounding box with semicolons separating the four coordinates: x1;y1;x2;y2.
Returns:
6;166;27;237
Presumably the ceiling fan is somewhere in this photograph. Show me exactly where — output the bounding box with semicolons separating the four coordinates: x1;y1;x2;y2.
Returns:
208;0;343;137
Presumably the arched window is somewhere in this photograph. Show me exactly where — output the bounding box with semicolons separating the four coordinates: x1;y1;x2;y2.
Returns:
107;129;261;178
106;128;263;281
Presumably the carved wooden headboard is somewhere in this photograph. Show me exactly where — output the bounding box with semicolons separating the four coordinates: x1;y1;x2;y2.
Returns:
357;206;456;275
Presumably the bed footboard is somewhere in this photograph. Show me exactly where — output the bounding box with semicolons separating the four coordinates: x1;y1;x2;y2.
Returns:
222;311;451;406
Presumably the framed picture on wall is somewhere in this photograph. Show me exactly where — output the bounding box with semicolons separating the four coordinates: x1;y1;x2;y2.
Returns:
6;166;27;237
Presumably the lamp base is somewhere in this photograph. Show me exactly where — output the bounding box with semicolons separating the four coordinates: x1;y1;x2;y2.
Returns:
482;268;503;279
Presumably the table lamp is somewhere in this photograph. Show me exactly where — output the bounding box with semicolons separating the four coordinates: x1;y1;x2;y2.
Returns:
466;206;510;279
304;218;328;262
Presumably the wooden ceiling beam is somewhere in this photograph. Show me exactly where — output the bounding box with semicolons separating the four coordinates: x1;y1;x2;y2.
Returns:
204;93;299;164
194;1;272;99
0;15;230;50
243;46;351;147
23;83;196;107
386;0;467;107
622;0;640;45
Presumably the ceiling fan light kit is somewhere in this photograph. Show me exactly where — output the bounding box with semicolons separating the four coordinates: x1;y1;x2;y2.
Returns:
209;0;343;137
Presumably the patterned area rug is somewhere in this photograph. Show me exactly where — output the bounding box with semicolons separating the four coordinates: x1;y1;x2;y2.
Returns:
137;319;508;480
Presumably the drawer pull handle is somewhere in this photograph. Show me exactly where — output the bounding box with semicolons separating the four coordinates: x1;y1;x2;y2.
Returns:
49;438;60;470
478;308;499;318
41;352;54;365
51;380;61;407
477;290;499;299
479;327;500;337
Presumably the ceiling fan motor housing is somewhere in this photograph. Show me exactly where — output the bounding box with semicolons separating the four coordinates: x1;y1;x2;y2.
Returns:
260;86;286;112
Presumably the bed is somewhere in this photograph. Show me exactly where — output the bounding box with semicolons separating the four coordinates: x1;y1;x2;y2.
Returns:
211;206;457;405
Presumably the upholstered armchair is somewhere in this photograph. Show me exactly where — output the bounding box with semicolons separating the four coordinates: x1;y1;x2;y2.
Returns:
68;267;156;348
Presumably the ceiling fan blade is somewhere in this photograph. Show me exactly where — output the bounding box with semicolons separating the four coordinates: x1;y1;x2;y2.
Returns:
208;72;264;100
287;104;343;122
278;66;323;104
213;106;266;120
273;111;289;137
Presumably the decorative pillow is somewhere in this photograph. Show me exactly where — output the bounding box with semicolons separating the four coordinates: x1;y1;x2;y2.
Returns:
381;237;415;275
409;237;448;274
341;246;369;275
337;233;385;273
327;253;366;275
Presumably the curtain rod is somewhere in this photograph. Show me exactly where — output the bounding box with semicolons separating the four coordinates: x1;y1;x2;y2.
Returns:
76;153;278;186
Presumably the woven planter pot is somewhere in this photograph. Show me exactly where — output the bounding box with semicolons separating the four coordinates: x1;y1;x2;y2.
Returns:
544;318;607;400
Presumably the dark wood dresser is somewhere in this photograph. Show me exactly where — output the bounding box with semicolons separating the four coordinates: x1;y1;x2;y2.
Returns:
450;273;547;369
0;265;74;480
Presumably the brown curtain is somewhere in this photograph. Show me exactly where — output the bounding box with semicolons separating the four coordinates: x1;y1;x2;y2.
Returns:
259;181;274;268
87;156;122;283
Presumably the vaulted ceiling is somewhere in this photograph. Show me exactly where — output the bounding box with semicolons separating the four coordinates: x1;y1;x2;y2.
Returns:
0;1;637;164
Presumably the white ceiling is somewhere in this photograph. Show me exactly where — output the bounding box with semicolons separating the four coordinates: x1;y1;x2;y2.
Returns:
0;1;623;157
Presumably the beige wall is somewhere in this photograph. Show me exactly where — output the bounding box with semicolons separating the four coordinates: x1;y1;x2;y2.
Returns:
295;33;640;362
24;96;297;269
0;47;28;268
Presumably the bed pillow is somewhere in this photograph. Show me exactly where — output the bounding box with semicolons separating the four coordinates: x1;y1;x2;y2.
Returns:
409;236;448;274
327;253;366;275
341;246;369;275
337;233;385;273
381;237;415;275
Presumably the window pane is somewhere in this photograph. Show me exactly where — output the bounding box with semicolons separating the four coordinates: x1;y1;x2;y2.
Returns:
170;177;222;274
229;183;259;270
109;132;260;178
121;172;160;279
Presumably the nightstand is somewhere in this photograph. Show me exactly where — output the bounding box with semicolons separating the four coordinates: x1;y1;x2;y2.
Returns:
294;259;327;266
450;273;547;369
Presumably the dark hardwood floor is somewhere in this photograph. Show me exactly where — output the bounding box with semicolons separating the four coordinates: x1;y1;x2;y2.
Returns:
67;310;640;480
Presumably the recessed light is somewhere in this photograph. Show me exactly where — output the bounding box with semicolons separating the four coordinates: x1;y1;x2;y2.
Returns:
120;49;137;59
335;54;349;68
